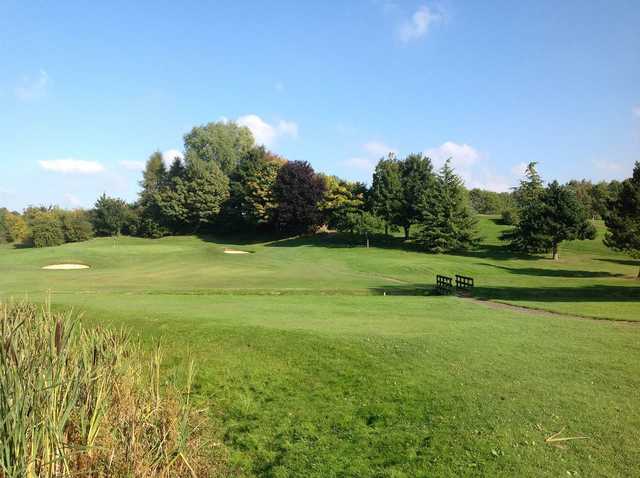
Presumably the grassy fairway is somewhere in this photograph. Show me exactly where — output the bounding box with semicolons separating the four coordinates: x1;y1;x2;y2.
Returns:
1;217;639;476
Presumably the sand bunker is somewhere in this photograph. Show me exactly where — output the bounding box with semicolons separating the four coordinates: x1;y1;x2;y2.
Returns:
223;249;250;255
42;264;90;270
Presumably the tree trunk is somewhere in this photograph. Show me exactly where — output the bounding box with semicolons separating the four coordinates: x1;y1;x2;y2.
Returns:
403;225;410;240
552;242;559;260
385;224;389;236
637;266;640;280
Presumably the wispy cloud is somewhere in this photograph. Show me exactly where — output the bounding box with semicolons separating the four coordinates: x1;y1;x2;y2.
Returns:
398;5;441;43
237;114;298;147
15;69;50;101
119;160;146;171
39;159;105;174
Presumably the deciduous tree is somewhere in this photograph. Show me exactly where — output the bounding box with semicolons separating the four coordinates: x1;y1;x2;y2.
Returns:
370;155;403;235
226;146;285;229
183;121;254;174
398;154;437;239
273;161;326;233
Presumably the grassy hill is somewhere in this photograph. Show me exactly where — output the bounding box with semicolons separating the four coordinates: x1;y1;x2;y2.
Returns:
0;216;639;476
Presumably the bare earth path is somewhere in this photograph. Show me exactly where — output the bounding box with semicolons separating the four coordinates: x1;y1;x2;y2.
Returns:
463;297;640;325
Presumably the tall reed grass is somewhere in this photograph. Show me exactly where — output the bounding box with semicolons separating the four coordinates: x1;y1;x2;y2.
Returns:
0;299;218;477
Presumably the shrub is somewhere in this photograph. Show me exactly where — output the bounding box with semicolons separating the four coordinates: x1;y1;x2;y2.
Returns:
0;299;218;477
500;209;518;225
30;212;65;248
2;211;29;243
60;209;94;242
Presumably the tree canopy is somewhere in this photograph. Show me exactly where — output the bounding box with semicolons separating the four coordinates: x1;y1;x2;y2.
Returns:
417;159;478;252
604;161;640;278
273;161;326;233
539;181;596;260
183;121;254;175
370;155;403;235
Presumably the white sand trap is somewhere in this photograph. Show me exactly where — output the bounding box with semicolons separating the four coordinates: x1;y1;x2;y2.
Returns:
223;249;250;255
42;264;90;270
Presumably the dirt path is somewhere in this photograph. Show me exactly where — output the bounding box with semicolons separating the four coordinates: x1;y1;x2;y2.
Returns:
462;297;639;325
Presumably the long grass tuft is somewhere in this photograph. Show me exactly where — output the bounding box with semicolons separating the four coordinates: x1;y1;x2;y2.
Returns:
0;298;219;477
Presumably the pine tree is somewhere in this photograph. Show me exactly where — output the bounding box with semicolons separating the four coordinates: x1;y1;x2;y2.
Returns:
604;161;640;278
417;159;477;252
502;162;549;252
540;181;596;260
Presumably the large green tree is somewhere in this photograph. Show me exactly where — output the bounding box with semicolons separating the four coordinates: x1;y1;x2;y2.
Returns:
92;194;130;236
398;154;437;239
604;161;640;278
183;121;254;175
417;159;478;252
156;157;229;231
370;155;403;235
319;175;367;233
225;146;285;229
273;161;326;233
502;162;548;252
539;181;596;260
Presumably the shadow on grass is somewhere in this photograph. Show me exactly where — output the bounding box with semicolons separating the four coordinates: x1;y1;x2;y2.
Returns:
595;258;640;267
478;263;625;278
263;232;535;262
371;283;640;302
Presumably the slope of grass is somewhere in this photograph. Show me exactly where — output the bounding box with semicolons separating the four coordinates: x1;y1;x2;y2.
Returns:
1;216;638;320
0;216;639;476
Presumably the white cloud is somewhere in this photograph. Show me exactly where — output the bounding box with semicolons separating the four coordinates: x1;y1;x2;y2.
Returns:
161;149;184;167
398;5;441;43
237;114;298;147
38;159;105;174
363;141;397;158
119;160;146;171
424;141;480;169
64;193;82;207
633;105;640;118
424;141;513;192
15;70;50;101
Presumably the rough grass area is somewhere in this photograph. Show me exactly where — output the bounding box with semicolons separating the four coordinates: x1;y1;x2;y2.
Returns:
0;300;224;477
0;216;639;476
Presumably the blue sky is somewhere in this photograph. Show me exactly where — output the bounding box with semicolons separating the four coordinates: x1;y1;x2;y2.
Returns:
1;0;639;211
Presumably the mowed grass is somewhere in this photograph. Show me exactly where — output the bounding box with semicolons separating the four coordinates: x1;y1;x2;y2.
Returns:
1;216;639;476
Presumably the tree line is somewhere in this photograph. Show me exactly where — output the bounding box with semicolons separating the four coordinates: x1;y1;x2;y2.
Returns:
1;120;639;276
